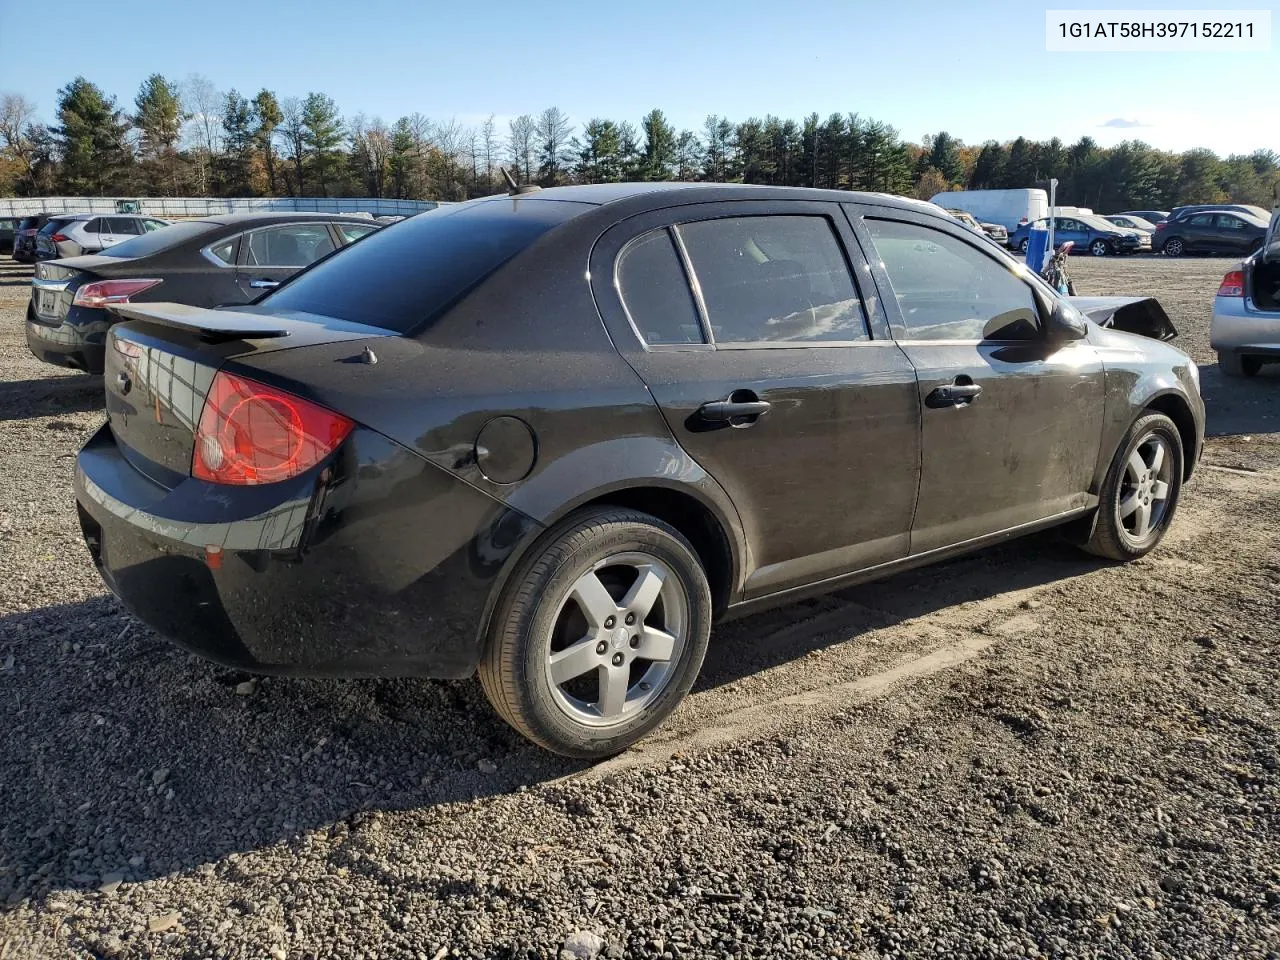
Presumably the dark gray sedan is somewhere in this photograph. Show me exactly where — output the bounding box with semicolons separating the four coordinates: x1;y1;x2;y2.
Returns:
26;213;380;373
74;184;1204;758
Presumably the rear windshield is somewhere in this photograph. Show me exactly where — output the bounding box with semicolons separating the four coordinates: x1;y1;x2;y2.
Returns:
101;219;218;258
258;198;589;333
39;218;75;235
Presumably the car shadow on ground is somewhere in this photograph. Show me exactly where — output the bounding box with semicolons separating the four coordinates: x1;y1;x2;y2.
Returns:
0;533;1101;901
1199;363;1279;439
0;374;102;421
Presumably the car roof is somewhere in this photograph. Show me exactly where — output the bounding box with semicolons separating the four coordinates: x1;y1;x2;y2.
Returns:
197;212;380;225
468;182;944;216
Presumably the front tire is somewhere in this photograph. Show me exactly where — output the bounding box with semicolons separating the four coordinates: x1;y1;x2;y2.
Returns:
1090;239;1110;257
1083;413;1184;562
1218;351;1262;377
1018;238;1030;254
479;507;712;759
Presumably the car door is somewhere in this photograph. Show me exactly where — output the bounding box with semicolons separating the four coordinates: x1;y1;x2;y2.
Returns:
235;222;338;298
846;204;1106;553
1055;217;1088;248
589;201;922;600
1182;214;1215;252
1214;214;1252;254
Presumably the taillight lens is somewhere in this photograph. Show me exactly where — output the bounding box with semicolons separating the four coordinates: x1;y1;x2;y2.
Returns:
1153;221;1168;231
73;278;162;308
192;371;353;485
50;233;69;243
1217;270;1244;298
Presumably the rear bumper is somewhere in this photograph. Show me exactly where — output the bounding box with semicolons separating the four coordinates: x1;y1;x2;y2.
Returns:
74;423;542;679
1210;295;1280;353
26;303;110;373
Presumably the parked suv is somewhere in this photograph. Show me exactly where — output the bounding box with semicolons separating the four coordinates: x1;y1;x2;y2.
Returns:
35;213;171;260
74;184;1205;758
13;213;64;263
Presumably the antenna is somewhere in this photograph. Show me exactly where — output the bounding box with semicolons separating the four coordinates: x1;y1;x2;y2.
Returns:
498;165;543;197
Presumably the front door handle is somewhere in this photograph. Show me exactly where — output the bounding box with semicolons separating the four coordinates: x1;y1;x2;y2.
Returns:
698;391;771;425
249;279;280;289
926;382;982;408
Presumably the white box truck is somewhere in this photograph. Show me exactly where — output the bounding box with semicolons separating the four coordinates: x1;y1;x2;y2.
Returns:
928;189;1049;232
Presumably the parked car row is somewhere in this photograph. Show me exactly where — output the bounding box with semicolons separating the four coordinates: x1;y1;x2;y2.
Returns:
26;213;382;373
1008;214;1152;257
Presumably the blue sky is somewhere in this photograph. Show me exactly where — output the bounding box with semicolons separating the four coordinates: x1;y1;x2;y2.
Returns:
0;0;1274;156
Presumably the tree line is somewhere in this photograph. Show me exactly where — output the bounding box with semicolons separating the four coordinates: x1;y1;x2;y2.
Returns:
1;75;1277;212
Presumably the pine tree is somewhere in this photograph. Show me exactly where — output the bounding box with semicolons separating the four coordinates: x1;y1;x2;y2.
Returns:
54;77;132;194
969;141;1006;189
301;92;344;197
640;109;677;181
252;90;283;194
574;118;623;183
220;89;255;195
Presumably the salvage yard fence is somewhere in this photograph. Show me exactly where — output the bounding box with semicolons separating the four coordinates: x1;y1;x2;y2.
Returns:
0;197;446;218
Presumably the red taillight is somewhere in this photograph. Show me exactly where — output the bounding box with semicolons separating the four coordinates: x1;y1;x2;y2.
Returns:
50;233;69;243
192;371;353;485
1217;270;1244;298
1153;221;1168;231
73;278;162;308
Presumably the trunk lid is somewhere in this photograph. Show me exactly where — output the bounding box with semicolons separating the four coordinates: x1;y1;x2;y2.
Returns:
103;302;393;489
30;256;134;324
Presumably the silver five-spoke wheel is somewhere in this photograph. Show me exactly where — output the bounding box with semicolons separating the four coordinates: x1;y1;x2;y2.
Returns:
548;553;687;726
1117;434;1173;542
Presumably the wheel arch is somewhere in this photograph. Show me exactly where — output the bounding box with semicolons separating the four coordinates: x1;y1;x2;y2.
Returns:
1143;391;1200;481
475;477;747;655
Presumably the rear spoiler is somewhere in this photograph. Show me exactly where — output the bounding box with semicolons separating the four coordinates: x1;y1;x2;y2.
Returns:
1067;295;1178;342
107;302;291;342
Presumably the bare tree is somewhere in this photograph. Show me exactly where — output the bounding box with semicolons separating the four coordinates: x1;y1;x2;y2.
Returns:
181;74;223;193
535;107;574;185
480;114;497;192
0;94;38;188
280;96;307;196
506;114;536;183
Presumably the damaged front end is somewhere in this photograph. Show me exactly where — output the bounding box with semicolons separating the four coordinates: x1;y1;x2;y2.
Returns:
1068;296;1178;342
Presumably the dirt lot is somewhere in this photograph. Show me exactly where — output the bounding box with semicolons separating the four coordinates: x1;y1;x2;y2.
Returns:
0;254;1277;960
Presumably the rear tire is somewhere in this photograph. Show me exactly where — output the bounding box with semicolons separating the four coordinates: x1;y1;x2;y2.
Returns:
1163;237;1185;257
478;507;712;759
1082;413;1183;562
1218;351;1262;377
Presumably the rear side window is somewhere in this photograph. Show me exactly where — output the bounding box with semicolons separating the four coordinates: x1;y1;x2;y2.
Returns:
676;215;868;344
261;199;590;334
208;238;237;265
1188;214;1214;227
143;219;168;232
102;219;219;258
865;218;1040;342
616;229;704;345
84;218;103;233
336;223;378;243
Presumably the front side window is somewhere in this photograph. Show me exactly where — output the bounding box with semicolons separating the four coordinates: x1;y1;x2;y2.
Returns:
1215;215;1246;231
246;224;336;267
107;217;143;235
616;229;704;345
676;215;868;344
864;218;1041;342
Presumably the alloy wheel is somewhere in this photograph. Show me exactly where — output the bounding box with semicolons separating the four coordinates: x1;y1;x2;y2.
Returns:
546;552;688;727
1090;240;1108;256
1116;434;1174;544
1164;238;1183;257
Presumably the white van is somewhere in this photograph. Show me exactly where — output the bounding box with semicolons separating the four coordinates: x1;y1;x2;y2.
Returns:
928;189;1049;232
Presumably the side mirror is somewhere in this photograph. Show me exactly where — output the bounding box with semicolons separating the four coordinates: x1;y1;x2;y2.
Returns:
1047;299;1089;341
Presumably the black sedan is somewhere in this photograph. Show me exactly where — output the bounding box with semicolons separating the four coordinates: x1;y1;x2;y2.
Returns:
75;184;1205;758
27;213;380;373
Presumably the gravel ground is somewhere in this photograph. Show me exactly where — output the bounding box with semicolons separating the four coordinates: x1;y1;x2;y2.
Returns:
0;254;1277;960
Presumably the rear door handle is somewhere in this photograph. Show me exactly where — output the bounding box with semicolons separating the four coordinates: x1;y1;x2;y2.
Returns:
926;382;982;408
698;392;771;424
249;279;280;289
